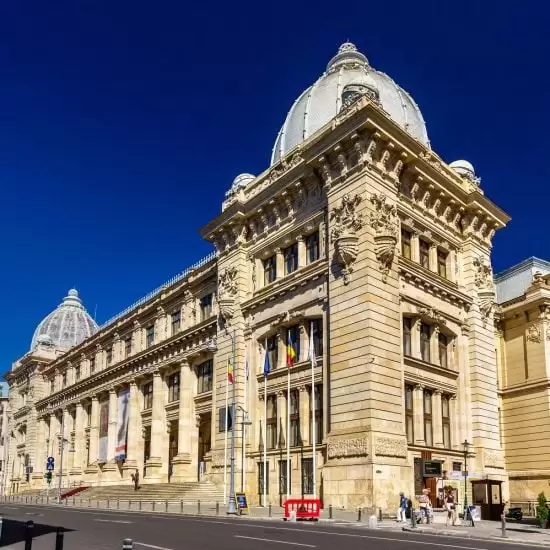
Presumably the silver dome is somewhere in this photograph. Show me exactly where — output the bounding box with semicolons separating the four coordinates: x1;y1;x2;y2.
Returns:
30;289;99;351
271;42;429;164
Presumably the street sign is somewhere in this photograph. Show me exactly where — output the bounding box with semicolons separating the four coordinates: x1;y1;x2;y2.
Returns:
46;457;55;471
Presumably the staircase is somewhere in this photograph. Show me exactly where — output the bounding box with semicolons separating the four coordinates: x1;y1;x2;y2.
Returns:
80;481;224;503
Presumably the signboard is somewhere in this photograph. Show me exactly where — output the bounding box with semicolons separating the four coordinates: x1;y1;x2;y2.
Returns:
98;398;109;463
115;388;130;460
423;460;442;477
235;492;249;515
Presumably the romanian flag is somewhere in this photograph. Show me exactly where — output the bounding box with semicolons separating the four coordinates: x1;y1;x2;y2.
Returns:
227;358;234;384
286;333;297;367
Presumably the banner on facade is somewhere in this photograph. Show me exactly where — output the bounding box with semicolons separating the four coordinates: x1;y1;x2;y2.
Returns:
98;398;109;463
115;387;130;460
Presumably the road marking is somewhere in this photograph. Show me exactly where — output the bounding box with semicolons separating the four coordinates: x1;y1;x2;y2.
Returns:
235;535;315;547
94;519;132;524
3;507;19;510
134;543;174;550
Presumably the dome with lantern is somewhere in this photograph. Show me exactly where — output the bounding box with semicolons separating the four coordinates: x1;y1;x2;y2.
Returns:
30;289;99;351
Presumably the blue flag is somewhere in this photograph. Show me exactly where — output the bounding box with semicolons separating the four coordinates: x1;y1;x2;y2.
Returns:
263;347;271;377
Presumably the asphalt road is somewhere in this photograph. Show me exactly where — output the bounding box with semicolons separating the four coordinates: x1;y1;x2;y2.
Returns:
0;504;541;550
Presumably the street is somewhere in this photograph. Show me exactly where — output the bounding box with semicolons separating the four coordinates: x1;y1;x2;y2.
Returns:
0;504;544;550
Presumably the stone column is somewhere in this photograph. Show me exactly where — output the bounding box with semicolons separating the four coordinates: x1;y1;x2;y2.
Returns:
432;390;443;447
85;396;99;472
172;361;197;482
104;389;118;475
297;235;306;268
146;371;164;480
277;329;286;370
34;417;46;476
275;248;284;279
319;221;326;259
299;386;310;446
450;395;459;450
412;317;422;359
277;391;286;449
429;244;438;273
411;232;420;263
413;384;425;446
72;403;85;474
300;321;309;363
133;322;142;354
123;382;139;473
431;326;440;365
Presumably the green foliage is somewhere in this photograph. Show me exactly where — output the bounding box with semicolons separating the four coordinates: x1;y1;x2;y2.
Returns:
536;492;548;522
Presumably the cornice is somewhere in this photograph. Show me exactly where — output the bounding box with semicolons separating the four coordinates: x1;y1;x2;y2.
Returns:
404;356;459;388
499;377;550;397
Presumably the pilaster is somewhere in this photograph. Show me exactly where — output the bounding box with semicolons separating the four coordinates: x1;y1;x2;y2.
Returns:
413;384;425;446
146;370;164;480
432;390;443;448
123;382;139;471
85;396;99;473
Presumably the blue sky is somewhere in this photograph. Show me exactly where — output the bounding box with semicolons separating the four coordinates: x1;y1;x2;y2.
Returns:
0;0;547;366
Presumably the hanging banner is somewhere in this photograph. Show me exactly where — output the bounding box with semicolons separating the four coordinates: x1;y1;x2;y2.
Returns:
98;398;109;463
115;387;130;460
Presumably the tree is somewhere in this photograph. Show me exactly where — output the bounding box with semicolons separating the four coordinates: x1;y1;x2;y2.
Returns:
536;492;548;528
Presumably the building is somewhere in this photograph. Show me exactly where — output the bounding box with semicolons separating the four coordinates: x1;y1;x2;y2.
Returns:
495;257;550;504
5;43;511;513
0;383;9;495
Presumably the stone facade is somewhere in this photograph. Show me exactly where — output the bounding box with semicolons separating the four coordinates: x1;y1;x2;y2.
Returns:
4;44;512;511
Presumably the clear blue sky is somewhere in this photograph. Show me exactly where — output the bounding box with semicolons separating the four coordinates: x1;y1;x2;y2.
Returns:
0;0;547;366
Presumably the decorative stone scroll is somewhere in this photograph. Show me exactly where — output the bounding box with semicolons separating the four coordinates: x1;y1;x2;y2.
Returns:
418;307;446;326
473;256;493;290
327;437;368;459
526;323;542;343
268;149;303;183
218;266;238;323
374;437;408;458
330;194;364;285
369;194;398;282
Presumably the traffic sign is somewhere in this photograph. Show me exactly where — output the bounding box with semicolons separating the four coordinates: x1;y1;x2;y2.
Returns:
46;457;55;471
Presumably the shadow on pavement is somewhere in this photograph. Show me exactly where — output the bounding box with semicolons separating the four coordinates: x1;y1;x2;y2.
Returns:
0;518;73;547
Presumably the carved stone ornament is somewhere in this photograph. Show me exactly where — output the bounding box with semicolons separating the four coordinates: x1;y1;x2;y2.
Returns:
330;194;364;285
218;267;238;299
418;307;446;326
526;322;541;343
218;298;235;323
369;194;398;282
478;289;495;323
483;449;505;470
473;256;493;290
210;451;226;468
268;148;303;183
327;437;368;459
374;437;408;458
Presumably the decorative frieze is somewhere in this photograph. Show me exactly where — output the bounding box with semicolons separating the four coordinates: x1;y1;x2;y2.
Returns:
327;437;368;458
374;437;408;458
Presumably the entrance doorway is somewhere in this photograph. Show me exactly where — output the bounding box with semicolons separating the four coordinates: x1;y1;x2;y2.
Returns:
198;413;211;481
143;426;151;478
168;427;178;482
471;480;503;520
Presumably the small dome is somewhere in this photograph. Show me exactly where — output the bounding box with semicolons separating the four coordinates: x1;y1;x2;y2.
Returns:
271;42;429;164
449;159;475;177
231;173;255;190
30;289;99;351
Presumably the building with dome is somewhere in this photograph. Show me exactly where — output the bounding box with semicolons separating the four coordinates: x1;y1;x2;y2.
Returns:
5;43;512;516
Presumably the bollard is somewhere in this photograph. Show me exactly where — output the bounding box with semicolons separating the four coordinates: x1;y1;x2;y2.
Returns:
129;500;132;510
107;499;110;509
24;520;34;550
55;527;64;550
152;501;156;512
329;504;333;520
180;500;183;513
88;499;91;508
139;500;142;511
197;500;201;515
357;508;362;522
117;499;120;510
216;501;220;516
122;538;133;550
165;500;168;512
0;514;3;542
269;504;272;518
501;513;507;538
410;506;417;529
72;497;75;507
97;500;99;508
378;508;382;522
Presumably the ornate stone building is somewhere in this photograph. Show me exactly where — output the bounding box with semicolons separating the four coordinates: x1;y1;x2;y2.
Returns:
5;43;510;511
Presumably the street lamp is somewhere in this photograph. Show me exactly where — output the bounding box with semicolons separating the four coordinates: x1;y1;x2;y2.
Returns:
238;407;252;492
463;440;470;518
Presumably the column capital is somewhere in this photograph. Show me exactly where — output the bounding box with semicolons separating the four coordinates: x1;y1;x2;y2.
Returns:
414;383;424;391
152;369;162;378
433;389;442;396
296;235;304;242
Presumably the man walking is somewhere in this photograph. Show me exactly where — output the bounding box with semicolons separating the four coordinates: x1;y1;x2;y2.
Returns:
397;492;407;522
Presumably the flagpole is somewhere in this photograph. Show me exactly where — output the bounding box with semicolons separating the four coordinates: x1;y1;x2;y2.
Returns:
310;321;317;499
263;340;268;507
242;354;248;492
286;364;290;501
224;361;229;505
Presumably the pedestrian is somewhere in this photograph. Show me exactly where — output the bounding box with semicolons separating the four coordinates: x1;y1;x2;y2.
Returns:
133;469;140;491
445;490;456;527
417;489;430;524
397;492;407;522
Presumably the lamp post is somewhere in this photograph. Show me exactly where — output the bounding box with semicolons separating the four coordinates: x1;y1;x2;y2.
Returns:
57;412;66;504
227;329;237;515
237;406;252;492
463;439;470;517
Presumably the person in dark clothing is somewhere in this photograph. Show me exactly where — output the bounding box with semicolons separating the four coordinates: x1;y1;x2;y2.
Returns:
131;469;140;491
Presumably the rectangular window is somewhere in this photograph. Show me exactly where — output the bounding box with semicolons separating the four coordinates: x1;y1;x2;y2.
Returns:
306;232;320;264
257;461;269;495
284;243;298;275
419;239;430;269
89;356;95;374
403;317;412;357
311;319;323;358
146;325;155;348
438;332;448;368
219;406;233;432
289;390;300;447
62;372;67;388
286;325;300;363
437;249;448;278
200;294;213;321
423;390;433;447
75;365;81;382
86;404;92;427
266;335;278;371
279;460;290;495
197;359;213;394
168;372;180;403
309;384;323;445
420;323;431;362
405;385;414;445
106;346;113;366
442;395;451;449
452;461;462;472
142;382;153;410
263;256;276;285
125;337;132;358
171;310;181;335
301;458;314;495
401;229;412;259
266;395;277;450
